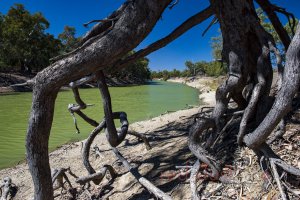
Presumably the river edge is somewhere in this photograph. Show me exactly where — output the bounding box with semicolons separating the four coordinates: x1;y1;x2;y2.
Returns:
0;76;218;199
0;72;149;93
0;76;295;199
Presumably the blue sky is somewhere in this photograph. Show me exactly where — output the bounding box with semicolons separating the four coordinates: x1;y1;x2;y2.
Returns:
0;0;299;71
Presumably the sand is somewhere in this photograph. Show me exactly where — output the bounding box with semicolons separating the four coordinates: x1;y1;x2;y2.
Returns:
1;76;298;199
0;77;216;199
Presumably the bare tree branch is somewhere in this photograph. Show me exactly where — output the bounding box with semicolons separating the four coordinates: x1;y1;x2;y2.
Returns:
113;6;213;70
26;1;173;198
255;0;291;50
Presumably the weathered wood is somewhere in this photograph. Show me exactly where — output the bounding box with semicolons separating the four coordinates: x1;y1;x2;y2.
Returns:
26;1;172;198
76;165;117;185
190;160;200;200
111;147;172;200
244;24;300;149
82;120;106;184
0;177;13;200
255;0;291;50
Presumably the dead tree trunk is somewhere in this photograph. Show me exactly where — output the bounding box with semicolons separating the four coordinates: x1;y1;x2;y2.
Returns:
25;0;215;197
189;0;274;180
26;1;173;199
188;0;300;198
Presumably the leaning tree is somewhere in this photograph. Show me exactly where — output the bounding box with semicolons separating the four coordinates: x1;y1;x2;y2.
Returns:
20;0;300;199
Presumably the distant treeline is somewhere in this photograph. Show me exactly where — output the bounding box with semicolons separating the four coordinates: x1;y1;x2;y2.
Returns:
0;4;151;83
151;60;227;80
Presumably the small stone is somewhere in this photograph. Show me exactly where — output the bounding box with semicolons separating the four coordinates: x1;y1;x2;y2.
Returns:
227;188;236;198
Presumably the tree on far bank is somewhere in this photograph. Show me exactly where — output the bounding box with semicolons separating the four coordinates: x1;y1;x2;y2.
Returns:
109;51;151;82
0;4;61;72
58;26;80;53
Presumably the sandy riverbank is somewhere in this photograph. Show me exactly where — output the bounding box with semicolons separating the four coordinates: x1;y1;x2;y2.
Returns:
167;76;220;105
0;77;216;199
1;76;297;199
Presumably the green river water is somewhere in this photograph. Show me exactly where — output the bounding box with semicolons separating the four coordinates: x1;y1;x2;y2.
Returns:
0;81;199;169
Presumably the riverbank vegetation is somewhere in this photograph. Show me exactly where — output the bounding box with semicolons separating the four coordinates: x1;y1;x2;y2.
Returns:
151;60;227;80
0;4;151;85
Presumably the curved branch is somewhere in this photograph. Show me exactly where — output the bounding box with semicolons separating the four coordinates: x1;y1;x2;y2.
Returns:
76;165;117;185
96;71;129;147
255;0;291;50
113;6;213;70
244;24;300;149
82;120;106;184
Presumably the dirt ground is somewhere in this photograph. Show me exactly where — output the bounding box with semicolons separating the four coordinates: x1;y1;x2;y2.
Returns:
0;76;299;199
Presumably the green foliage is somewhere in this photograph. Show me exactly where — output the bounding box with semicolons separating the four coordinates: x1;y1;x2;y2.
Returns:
58;26;80;53
151;60;227;79
210;32;222;60
0;4;61;72
110;51;151;82
203;61;227;77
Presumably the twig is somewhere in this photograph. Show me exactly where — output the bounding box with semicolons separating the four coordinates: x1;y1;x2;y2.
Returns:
169;0;179;9
128;131;152;150
270;159;288;200
76;165;117;185
83;18;118;27
190;160;200;200
202;16;218;37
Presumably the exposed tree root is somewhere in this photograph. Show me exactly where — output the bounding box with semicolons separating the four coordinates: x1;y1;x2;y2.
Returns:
188;2;300;199
188;119;221;180
76;165;117;185
0;177;16;200
270;158;288;200
128;130;152;150
254;142;300;199
60;70;156;198
190;160;200;200
111;147;172;200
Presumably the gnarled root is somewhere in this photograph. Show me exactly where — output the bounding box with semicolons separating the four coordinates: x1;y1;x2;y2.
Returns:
0;177;17;200
76;165;117;185
68;75;98;133
111;147;172;200
254;143;300;200
82;120;119;185
188;119;221;180
51;167;75;190
96;70;129;147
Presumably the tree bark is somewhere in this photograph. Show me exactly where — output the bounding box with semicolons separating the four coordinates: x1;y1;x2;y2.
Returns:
26;1;172;199
244;24;300;149
188;0;276;181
